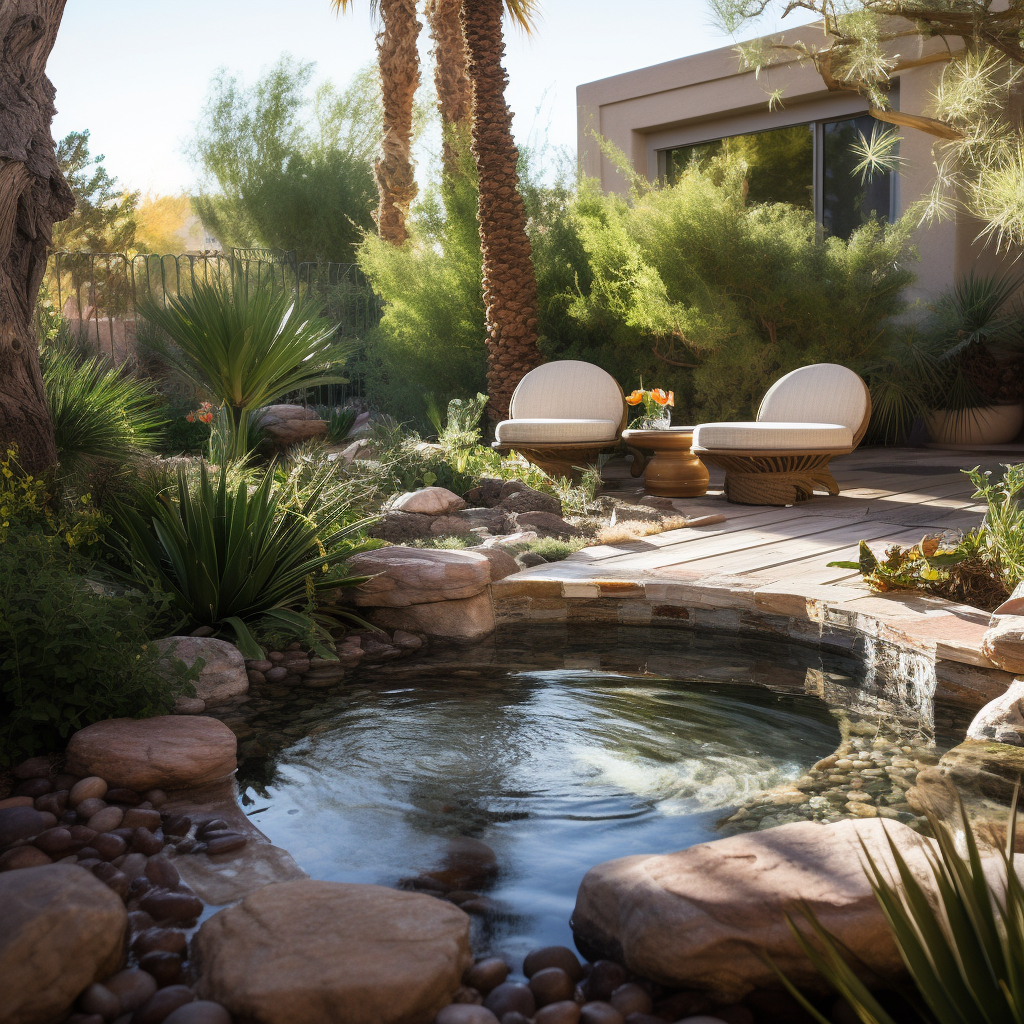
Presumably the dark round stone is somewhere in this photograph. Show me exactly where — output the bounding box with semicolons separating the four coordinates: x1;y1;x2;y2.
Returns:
131;984;194;1024
162;816;191;837
579;1003;624;1024
76;797;108;820
34;827;74;856
139;890;204;923
435;1007;501;1024
144;790;167;809
105;969;158;1014
132;828;165;856
67;824;99;849
523;946;585;983
15;777;53;798
107;788;142;806
0;806;47;847
162;1002;232;1024
34;790;68;816
530;968;575;1008
452;986;484;1005
535;1002;582;1024
92;863;130;900
78;982;121;1019
483;983;535;1020
585;962;628;1002
128;910;157;935
53;773;79;792
144;855;180;890
124;808;163;831
133;927;188;957
138;951;184;988
464;958;510;996
130;876;154;900
93;832;128;861
197;819;229;835
76;855;101;870
203;832;247;855
0;846;51;870
609;985;652;1018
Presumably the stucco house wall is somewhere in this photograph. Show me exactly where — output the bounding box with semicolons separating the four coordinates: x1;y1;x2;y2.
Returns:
576;25;1015;301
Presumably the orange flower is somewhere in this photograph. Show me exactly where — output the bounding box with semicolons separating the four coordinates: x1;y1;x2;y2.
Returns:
625;390;644;406
667;391;675;407
650;388;670;406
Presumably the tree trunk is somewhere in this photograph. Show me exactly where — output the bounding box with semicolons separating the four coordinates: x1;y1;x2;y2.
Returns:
426;0;473;178
374;0;421;245
0;0;72;474
462;0;542;422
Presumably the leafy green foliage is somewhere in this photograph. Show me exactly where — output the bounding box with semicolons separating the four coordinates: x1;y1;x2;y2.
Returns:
191;57;378;263
139;274;349;461
0;532;196;764
110;461;370;659
52;130;139;253
771;792;1024;1024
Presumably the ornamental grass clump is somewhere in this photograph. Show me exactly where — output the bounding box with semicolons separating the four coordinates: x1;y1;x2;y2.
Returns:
139;273;349;461
110;460;370;659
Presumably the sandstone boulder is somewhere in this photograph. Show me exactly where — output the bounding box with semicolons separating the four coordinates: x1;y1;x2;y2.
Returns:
347;548;492;607
0;864;126;1024
430;508;514;537
194;881;471;1024
570;818;963;1001
369;591;495;642
392;487;467;515
967;679;1024;746
66;716;237;791
497;483;561;517
982;615;1024;674
468;547;519;582
368;510;434;543
155;637;248;706
256;405;327;447
339;438;376;463
515;512;581;539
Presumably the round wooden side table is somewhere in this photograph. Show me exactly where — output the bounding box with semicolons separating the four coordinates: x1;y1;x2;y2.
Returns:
621;427;710;497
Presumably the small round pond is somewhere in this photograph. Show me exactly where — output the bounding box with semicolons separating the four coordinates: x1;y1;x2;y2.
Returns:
225;626;959;965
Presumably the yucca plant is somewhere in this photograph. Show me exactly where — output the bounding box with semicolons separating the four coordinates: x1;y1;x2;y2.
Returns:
138;274;350;461
110;461;371;658
772;792;1024;1024
42;345;163;477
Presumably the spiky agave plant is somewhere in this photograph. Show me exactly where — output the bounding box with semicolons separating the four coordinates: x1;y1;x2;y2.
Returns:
771;792;1024;1024
110;460;372;658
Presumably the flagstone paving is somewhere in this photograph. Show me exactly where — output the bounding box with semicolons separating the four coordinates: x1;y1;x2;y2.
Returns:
492;448;1023;704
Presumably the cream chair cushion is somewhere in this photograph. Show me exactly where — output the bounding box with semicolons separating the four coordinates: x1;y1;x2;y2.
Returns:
759;363;868;432
692;422;854;451
494;418;620;444
510;360;624;424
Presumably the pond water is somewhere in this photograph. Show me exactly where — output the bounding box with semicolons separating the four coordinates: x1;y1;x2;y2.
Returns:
227;626;954;966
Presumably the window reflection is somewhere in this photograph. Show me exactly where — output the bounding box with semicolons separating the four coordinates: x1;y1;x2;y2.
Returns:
822;114;894;239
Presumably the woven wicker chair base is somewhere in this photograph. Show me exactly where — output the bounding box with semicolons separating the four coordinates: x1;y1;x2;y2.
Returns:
698;451;845;506
492;442;616;480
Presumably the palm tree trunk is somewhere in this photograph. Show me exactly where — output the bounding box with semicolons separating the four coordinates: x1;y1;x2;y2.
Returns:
375;0;421;245
462;0;541;422
426;0;473;178
0;0;73;473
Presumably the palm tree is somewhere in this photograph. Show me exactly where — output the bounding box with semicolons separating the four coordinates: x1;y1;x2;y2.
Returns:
332;0;421;245
0;0;74;473
461;0;542;422
425;0;473;179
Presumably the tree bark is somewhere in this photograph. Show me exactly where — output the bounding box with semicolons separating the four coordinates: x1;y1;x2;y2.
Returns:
426;0;473;178
0;0;72;474
462;0;542;422
374;0;421;245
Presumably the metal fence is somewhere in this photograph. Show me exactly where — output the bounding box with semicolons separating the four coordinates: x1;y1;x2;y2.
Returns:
43;247;382;406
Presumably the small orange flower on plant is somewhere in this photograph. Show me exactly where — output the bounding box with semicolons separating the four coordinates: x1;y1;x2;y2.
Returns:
186;401;215;425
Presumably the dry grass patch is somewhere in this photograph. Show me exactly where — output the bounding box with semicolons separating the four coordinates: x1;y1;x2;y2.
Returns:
595;515;691;546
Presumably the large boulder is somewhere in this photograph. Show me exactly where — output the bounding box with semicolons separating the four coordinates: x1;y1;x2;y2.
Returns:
347;548;492;607
0;864;127;1024
497;482;562;517
194;881;471;1024
430;508;514;537
154;637;249;706
256;405;328;447
570;818;964;1002
368;591;495;642
982;615;1024;674
468;547;519;583
391;487;467;515
368;511;434;544
515;512;581;539
967;679;1024;746
66;716;237;791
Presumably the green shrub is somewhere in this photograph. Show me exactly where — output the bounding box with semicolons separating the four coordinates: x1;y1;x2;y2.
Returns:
0;531;194;764
157;396;214;456
139;274;349;461
110;460;371;658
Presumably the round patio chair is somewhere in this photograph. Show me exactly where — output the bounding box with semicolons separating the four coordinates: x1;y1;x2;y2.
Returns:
492;360;627;478
691;363;872;505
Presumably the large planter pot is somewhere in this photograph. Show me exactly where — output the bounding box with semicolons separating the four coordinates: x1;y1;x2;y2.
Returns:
925;403;1024;446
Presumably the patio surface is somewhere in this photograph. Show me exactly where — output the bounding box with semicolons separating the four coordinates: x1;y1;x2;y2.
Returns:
492;447;1019;705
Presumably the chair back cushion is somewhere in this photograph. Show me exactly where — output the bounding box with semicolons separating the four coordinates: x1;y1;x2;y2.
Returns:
510;360;624;424
758;363;868;432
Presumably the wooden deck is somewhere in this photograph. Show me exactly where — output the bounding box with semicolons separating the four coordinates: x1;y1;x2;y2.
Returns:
578;446;1003;591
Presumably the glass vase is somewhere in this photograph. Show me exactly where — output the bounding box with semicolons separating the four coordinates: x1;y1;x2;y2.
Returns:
634;409;671;430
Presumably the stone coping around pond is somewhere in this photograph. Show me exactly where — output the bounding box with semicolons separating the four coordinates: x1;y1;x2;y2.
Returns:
490;566;1013;711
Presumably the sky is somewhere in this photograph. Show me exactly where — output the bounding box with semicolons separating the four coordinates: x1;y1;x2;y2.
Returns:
49;0;815;198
